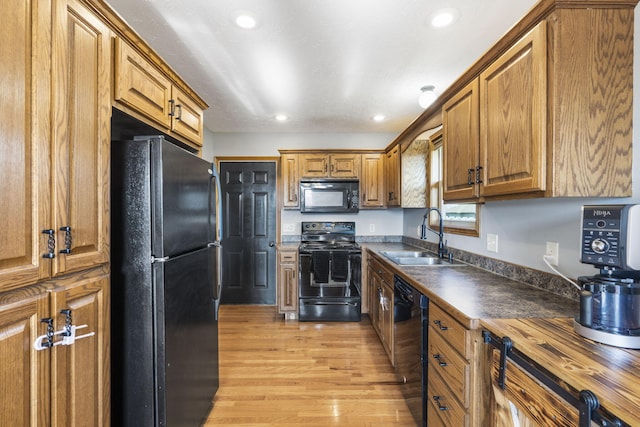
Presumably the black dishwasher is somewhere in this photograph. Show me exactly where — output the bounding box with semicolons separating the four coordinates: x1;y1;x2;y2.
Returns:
394;275;428;427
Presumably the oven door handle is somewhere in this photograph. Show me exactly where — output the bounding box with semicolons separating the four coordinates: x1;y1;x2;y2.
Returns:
306;301;359;306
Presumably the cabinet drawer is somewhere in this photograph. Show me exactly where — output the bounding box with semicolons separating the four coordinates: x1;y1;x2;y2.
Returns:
429;302;470;358
428;361;468;426
428;326;470;406
368;256;393;286
279;251;297;263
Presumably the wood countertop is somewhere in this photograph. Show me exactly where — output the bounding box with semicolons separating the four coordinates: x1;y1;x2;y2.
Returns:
481;317;640;426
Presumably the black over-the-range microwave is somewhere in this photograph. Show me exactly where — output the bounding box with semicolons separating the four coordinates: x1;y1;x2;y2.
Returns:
299;179;359;213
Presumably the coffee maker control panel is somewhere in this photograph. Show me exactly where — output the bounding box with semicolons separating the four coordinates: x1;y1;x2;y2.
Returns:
580;204;640;270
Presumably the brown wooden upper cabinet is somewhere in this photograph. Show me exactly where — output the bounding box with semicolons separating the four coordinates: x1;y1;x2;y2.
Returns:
299;153;361;179
384;145;401;207
443;4;634;202
114;38;204;147
281;154;300;208
361;153;386;208
0;0;111;292
444;23;545;202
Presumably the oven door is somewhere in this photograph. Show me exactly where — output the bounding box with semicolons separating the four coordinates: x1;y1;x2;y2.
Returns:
298;251;362;322
299;252;361;298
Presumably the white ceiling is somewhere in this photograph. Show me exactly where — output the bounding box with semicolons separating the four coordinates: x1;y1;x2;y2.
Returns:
105;0;538;134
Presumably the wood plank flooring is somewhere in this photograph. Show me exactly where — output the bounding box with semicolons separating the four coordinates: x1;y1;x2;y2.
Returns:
205;305;415;426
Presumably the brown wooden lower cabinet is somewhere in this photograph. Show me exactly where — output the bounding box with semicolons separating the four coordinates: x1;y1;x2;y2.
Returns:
0;268;110;426
277;248;298;319
427;300;488;426
367;253;394;366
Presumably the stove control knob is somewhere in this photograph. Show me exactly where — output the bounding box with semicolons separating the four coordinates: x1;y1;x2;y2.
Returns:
591;238;609;254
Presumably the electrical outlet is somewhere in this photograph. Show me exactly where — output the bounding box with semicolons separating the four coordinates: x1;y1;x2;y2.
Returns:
369;223;375;232
545;241;559;266
487;233;498;253
282;223;295;233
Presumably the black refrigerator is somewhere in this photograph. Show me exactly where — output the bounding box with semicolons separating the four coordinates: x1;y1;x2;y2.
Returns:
111;136;221;427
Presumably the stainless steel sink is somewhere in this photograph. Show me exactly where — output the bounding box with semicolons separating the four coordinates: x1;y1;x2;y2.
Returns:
380;250;464;266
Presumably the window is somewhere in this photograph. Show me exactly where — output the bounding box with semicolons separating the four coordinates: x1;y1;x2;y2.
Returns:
429;129;479;236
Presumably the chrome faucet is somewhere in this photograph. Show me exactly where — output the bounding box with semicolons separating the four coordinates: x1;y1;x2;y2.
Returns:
421;207;449;260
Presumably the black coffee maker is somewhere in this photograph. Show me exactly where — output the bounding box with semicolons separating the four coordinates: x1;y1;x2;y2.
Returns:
574;204;640;349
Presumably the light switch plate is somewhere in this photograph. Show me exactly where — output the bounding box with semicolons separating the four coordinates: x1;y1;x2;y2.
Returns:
487;233;498;253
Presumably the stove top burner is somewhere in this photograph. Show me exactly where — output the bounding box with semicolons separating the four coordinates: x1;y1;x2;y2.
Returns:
299;221;359;253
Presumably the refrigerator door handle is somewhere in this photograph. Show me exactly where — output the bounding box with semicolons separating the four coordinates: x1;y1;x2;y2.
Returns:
151;255;170;263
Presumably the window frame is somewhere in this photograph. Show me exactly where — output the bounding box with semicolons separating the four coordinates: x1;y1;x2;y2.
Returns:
429;128;480;237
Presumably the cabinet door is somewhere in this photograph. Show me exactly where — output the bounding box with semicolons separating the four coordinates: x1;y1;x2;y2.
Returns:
300;154;329;178
443;79;480;202
277;250;298;314
281;154;300;208
330;154;361;178
114;38;172;129
385;146;401;206
50;272;110;427
381;282;394;365
479;22;546;197
52;0;111;276
361;154;385;208
368;270;383;338
277;263;298;313
0;286;50;427
170;86;204;146
0;0;51;290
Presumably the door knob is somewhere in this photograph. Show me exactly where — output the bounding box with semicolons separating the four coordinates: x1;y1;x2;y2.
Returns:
269;241;275;247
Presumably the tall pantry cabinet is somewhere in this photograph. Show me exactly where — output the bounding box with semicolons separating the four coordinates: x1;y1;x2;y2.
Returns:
0;0;111;425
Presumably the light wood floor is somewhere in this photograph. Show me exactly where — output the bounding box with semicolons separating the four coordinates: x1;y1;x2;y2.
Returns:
204;305;415;426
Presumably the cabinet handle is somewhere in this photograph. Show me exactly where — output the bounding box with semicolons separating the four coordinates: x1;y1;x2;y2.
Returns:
168;99;176;117
175;104;183;120
432;395;449;411
433;319;449;331
475;165;483;184
433;353;448;367
42;229;56;259
59;226;72;254
467;168;474;185
41;318;55;348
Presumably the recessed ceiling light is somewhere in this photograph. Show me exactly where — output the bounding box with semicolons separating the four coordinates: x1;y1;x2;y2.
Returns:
234;12;258;29
274;114;289;122
372;114;385;122
430;8;460;28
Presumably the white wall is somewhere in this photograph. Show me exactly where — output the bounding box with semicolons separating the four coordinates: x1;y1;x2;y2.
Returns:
205;132;396;157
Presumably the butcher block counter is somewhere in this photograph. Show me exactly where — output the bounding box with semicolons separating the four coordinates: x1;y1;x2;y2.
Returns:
482;318;640;426
363;243;638;425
